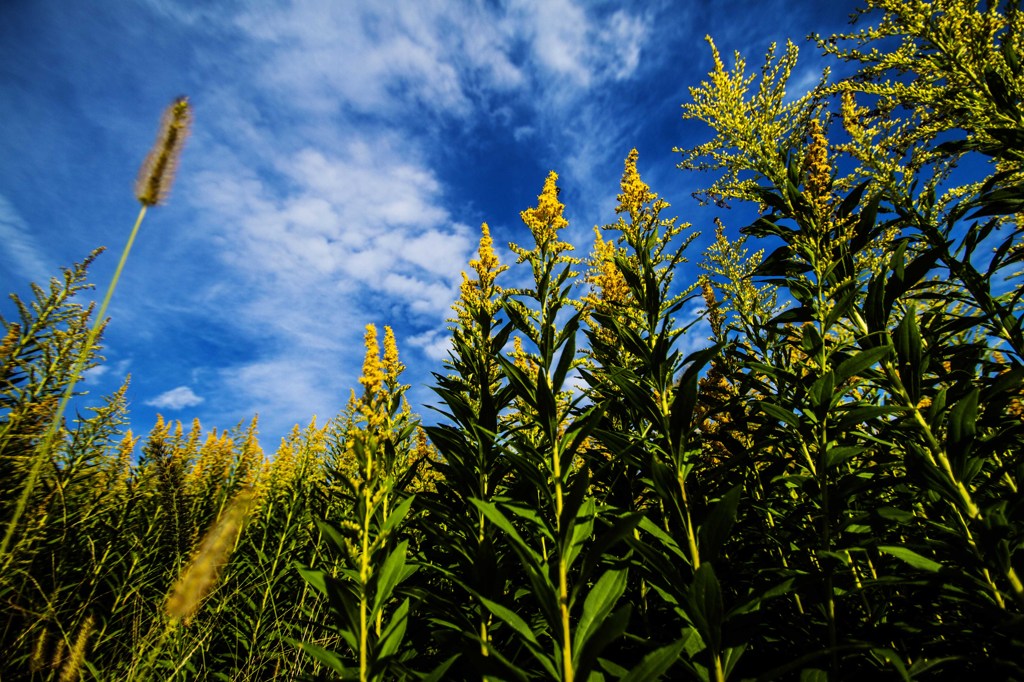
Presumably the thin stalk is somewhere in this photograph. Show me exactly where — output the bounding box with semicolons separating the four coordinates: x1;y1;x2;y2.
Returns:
678;474;701;570
552;439;573;682
360;463;373;682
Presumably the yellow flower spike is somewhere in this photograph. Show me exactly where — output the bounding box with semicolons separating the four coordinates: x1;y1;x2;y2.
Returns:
471;223;508;290
359;324;385;398
511;336;538;377
588;228;630;308
520;171;569;250
804;119;833;224
382;326;405;389
616;148;656;219
453;222;511;327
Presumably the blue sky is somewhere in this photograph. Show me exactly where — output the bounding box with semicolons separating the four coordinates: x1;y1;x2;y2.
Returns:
0;0;862;448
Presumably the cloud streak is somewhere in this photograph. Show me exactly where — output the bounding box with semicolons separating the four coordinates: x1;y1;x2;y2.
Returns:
0;194;51;282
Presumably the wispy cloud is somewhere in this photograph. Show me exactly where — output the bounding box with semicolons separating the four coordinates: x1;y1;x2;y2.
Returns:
2;0;859;446
0;194;51;282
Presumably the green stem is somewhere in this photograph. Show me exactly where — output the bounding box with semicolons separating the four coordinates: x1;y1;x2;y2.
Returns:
0;204;148;565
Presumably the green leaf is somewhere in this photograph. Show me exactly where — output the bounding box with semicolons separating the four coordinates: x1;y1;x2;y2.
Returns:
670;345;721;448
824;445;866;469
380;494;416;539
870;647;911;681
760;402;800;430
698;486;741;563
552;313;580;392
807;371;835;419
574;605;632;679
878;545;942;572
564;497;596;571
947;387;979;457
637;515;687;562
687;563;724;654
377;598;410;659
478;594;539;645
835;405;900;431
894;307;923;403
470;498;541;565
535;363;557;435
620;638;687;682
292;640;355;677
372;540;409;616
296;564;327;596
477;594;560;679
315;518;352;554
420;656;460;682
833;346;891;384
573;568;628;658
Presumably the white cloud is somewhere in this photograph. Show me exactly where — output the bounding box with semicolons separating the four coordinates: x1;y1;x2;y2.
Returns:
83;358;132;386
216;353;355;444
520;0;592;85
408;328;452;363
131;0;658;442
675;299;715;359
512;0;651;88
598;11;648;81
146;386;205;410
0;194;51;281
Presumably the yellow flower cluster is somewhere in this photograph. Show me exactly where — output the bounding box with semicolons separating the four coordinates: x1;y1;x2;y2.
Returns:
470;223;506;293
453;224;503;324
616;148;655;217
360;324;385;397
804;119;832;223
520;171;569;250
187;430;235;495
511;336;537;377
382;326;405;389
582;229;631;332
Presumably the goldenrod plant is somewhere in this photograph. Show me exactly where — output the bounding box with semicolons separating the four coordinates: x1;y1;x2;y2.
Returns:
294;325;421;681
416;223;519;677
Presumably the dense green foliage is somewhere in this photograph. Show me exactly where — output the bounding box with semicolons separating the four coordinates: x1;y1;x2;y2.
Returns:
2;1;1023;679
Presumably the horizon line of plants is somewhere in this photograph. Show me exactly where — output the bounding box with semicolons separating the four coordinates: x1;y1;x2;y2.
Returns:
1;0;1022;679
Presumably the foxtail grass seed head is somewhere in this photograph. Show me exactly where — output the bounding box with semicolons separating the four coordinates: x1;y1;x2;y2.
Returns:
135;96;192;206
166;490;255;624
29;627;48;673
58;615;93;682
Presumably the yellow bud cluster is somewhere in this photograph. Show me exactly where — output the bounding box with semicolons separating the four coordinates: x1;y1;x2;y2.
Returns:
582;229;630;347
616;148;656;217
520;171;569;249
471;223;506;290
360;324;385;397
804;119;833;222
382;326;405;389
